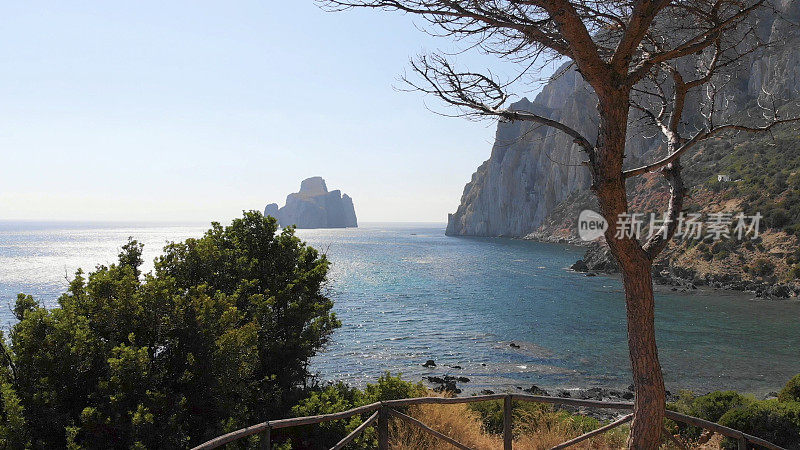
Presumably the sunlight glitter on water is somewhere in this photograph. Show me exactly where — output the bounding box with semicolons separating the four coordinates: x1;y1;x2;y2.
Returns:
2;221;799;395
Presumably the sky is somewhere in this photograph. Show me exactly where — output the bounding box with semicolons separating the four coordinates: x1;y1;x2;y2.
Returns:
1;1;555;223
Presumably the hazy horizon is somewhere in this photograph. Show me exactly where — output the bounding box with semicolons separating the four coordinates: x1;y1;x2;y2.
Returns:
1;1;557;223
0;219;448;228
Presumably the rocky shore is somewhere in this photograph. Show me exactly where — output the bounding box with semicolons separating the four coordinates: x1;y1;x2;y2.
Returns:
523;230;585;246
421;365;670;421
567;242;800;299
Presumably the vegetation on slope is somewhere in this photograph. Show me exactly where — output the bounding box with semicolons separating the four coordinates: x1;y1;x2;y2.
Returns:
682;124;800;236
653;122;800;285
667;374;800;449
534;120;800;288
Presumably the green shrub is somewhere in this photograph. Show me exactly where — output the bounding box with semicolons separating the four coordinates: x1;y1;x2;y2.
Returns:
289;373;425;449
564;413;602;435
667;390;751;440
779;374;800;403
360;372;427;405
750;259;775;278
289;382;366;449
2;212;340;448
667;390;697;415
468;399;554;435
666;375;800;448
718;400;800;449
467;399;506;435
467;399;603;438
691;391;751;422
789;264;800;281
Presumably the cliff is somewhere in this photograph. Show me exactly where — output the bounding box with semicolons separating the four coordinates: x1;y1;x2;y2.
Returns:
265;177;358;229
445;73;599;237
540;124;800;297
446;3;800;238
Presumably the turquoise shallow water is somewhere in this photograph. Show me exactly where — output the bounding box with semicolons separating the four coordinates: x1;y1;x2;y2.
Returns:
1;221;798;396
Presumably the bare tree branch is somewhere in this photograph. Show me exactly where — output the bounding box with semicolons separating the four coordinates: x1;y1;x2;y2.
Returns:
642;160;685;258
403;53;596;152
626;0;770;84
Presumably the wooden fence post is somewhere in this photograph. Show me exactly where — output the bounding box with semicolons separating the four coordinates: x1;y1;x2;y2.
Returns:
503;394;513;450
378;405;389;450
738;435;747;450
260;425;270;450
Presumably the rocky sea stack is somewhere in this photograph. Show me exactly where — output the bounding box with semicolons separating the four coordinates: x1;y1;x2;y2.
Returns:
265;177;357;229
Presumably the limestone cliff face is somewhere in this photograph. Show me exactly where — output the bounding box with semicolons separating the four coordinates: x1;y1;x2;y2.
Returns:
265;177;358;229
445;68;600;237
446;4;800;237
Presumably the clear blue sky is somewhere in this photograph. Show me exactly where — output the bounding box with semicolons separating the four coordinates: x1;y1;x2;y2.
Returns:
1;1;554;222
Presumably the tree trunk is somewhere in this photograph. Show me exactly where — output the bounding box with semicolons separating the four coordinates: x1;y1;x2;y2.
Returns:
620;254;665;449
593;91;666;449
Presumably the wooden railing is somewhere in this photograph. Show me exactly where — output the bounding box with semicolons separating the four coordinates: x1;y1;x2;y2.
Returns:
191;393;786;450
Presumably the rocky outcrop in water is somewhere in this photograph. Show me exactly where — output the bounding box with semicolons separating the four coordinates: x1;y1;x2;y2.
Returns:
265;177;357;229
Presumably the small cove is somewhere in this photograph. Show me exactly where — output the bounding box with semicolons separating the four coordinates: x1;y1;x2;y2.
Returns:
1;221;798;396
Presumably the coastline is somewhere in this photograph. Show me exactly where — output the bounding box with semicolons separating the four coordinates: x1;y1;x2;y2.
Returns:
7;223;799;404
523;233;800;300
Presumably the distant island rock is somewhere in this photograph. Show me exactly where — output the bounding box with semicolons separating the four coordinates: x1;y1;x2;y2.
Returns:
264;177;357;229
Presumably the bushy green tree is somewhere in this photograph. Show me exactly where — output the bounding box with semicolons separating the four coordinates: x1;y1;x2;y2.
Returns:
719;400;800;449
0;332;28;448
666;377;800;448
0;212;340;448
779;374;800;403
667;390;752;440
687;391;751;423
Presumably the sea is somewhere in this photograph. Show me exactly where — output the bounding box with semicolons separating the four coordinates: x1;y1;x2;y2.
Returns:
1;220;799;397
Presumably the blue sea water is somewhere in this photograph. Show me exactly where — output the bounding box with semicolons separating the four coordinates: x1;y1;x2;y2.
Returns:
1;221;798;396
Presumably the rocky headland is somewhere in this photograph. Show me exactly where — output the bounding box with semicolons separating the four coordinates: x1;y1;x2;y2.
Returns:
445;3;800;297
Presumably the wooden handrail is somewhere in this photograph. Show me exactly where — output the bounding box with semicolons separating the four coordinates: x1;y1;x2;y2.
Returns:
191;394;787;450
511;393;635;409
191;402;382;450
382;393;507;406
192;421;271;449
269;401;382;429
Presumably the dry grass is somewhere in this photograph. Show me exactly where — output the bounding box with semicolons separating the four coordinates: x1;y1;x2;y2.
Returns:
388;400;716;449
389;400;628;450
512;421;627;449
390;402;500;450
